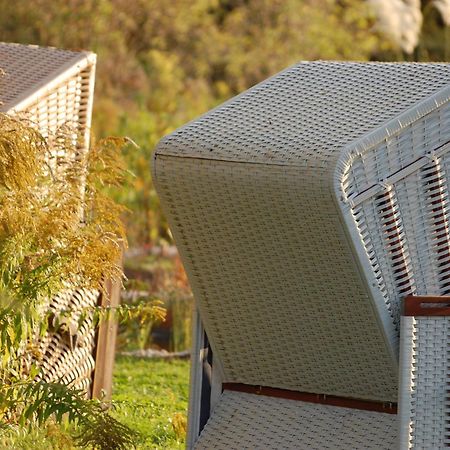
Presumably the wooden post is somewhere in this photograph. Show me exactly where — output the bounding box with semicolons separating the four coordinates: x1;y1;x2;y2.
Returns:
91;272;122;400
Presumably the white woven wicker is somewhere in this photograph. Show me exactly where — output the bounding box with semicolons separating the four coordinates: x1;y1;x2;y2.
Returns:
195;390;398;450
0;42;98;393
0;42;95;143
398;299;450;449
153;62;450;447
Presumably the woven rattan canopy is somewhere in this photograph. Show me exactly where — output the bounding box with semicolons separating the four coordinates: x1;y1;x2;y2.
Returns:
0;42;93;113
153;62;450;448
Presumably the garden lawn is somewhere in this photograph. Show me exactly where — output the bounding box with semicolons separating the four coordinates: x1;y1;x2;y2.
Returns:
112;355;190;449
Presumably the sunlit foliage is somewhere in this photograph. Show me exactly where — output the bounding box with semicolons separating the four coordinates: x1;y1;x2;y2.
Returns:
0;116;166;448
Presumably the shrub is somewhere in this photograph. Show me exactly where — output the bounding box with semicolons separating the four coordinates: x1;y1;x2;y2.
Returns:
0;115;164;448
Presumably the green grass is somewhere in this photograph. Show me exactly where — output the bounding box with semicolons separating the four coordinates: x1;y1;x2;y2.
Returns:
0;355;189;449
112;355;190;449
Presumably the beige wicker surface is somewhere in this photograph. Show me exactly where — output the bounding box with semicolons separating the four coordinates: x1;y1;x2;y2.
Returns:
0;42;98;393
157;62;449;167
0;42;96;162
35;288;98;392
195;391;398;450
156;155;398;401
0;42;91;114
399;315;450;449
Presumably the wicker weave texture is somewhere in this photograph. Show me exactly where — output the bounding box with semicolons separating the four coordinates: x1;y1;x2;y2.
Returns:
399;315;450;449
36;288;99;392
155;156;398;401
194;391;398;450
0;42;98;393
0;42;88;113
24;63;95;175
155;63;450;404
157;62;449;168
341;102;450;329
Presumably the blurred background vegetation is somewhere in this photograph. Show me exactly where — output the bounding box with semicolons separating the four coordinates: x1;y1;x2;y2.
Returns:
0;0;448;354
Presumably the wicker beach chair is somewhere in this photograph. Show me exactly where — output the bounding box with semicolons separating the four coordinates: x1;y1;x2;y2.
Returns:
153;61;450;449
0;42;115;397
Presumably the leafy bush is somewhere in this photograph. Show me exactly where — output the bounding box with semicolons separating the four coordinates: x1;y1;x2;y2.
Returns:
0;115;164;448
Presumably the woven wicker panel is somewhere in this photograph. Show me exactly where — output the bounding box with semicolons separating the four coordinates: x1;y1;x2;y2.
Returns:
155;156;398;401
399;316;450;449
23;63;94;174
35;288;99;393
157;62;450;167
0;43;97;393
195;391;398;450
0;42;87;113
341;102;450;330
1;43;95;174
